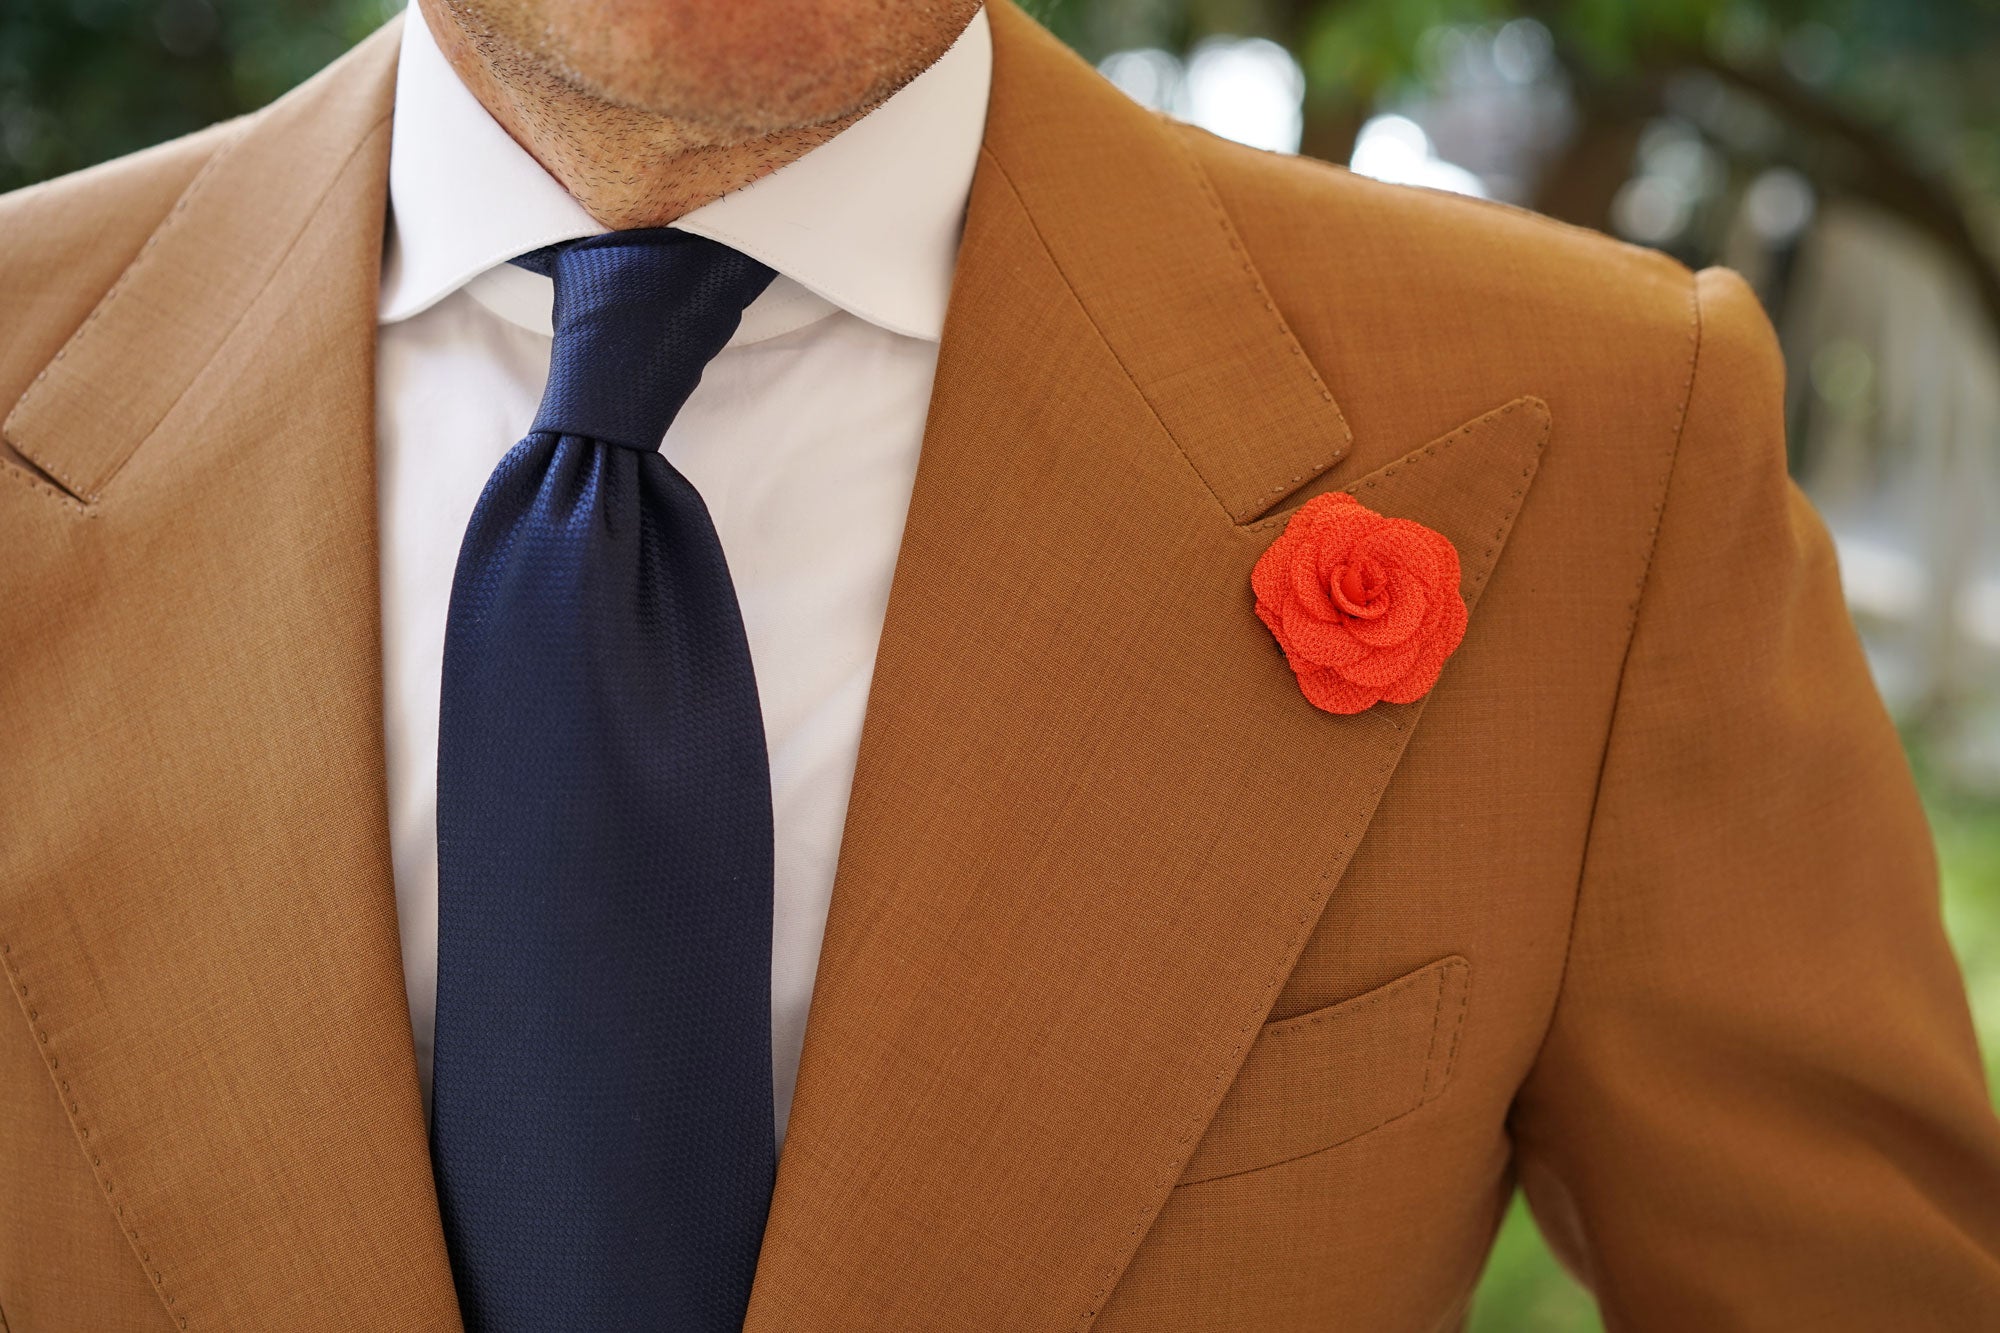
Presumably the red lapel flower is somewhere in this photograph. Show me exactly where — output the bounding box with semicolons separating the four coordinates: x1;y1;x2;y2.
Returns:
1251;491;1468;715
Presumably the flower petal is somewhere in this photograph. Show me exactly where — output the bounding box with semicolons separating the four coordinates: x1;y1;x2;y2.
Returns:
1297;665;1381;715
1279;602;1372;668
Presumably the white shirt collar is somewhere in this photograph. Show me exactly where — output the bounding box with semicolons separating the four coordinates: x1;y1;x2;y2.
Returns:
379;3;991;343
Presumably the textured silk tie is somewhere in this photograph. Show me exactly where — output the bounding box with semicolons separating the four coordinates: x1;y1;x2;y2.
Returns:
430;229;780;1332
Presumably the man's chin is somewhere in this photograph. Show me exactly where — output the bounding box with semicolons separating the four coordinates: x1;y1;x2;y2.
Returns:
561;59;922;142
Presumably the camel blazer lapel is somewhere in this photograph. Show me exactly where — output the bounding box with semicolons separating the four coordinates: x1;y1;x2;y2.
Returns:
0;20;463;1332
0;4;1545;1328
745;9;1545;1326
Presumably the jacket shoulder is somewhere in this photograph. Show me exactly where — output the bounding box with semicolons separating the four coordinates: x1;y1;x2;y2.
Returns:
0;120;240;416
1180;121;1694;339
1175;122;1705;447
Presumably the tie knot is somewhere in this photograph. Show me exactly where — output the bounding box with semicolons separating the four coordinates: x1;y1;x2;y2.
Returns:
516;229;776;451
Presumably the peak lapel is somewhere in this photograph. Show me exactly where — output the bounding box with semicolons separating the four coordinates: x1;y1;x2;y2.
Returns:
747;5;1546;1329
0;17;461;1331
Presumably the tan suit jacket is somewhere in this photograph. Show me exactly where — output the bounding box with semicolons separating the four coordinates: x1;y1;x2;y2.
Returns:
4;5;1998;1329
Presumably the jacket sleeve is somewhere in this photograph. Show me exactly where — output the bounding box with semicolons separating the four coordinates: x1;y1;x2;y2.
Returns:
1507;265;2000;1326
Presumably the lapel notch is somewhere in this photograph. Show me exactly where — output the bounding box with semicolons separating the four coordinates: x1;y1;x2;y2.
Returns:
967;7;1353;526
2;26;398;505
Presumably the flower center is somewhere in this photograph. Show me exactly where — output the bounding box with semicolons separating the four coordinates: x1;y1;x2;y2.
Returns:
1338;559;1386;609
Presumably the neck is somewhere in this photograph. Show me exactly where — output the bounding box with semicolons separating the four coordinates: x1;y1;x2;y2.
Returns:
418;0;868;230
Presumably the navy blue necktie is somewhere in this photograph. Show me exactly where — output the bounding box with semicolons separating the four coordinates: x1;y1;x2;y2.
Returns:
430;229;780;1332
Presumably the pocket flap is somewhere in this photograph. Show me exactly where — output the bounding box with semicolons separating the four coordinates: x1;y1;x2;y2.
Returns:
1179;955;1471;1186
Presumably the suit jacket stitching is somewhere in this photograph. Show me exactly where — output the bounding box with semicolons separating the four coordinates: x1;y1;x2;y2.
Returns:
0;940;188;1326
1176;962;1471;1189
1161;120;1352;521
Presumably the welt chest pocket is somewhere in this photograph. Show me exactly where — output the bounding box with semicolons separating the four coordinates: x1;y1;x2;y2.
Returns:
1178;955;1471;1186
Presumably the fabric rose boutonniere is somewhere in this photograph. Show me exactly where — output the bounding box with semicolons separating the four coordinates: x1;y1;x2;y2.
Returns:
1251;491;1468;716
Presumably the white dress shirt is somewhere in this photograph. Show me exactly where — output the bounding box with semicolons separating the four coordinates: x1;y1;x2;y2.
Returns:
375;3;992;1144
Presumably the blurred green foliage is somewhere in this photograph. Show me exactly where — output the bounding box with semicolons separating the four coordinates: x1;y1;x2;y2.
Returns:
1927;771;2000;1095
1039;0;2000;138
1037;0;2000;335
0;0;395;190
1471;1195;1604;1331
5;0;1997;1327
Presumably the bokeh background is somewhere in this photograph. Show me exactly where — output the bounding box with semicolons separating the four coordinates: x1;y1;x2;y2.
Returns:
6;0;1996;1324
